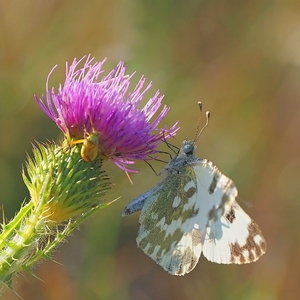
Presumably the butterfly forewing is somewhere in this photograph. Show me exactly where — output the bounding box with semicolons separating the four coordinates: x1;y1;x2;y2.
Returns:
203;201;267;264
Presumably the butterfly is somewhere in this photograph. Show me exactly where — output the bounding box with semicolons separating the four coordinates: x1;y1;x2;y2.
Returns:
122;102;266;276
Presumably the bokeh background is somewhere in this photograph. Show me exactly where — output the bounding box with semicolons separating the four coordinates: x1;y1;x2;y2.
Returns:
1;0;299;299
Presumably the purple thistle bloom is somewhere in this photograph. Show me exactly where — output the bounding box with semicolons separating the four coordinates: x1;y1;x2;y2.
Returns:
35;55;178;172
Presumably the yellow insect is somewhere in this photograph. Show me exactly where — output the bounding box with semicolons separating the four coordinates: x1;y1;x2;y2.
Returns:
71;110;99;162
79;129;99;162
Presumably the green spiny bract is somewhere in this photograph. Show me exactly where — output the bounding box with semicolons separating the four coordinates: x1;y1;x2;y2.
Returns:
0;142;111;286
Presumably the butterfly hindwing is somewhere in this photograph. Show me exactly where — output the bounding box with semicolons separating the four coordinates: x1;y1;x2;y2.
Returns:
136;165;202;275
158;227;203;275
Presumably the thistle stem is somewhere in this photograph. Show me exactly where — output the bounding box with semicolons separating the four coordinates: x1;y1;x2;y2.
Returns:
0;170;52;286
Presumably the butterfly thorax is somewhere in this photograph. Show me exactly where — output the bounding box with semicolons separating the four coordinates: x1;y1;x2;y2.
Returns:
163;140;197;175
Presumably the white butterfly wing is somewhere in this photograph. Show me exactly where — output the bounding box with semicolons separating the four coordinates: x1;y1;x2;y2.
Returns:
195;160;266;264
202;201;267;264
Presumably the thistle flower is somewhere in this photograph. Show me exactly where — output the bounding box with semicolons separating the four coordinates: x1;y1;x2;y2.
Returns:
35;55;178;171
1;56;179;291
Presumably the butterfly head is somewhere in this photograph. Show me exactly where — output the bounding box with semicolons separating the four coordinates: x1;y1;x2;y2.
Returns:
181;140;195;156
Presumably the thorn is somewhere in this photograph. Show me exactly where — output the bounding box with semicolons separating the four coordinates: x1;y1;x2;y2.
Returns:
125;171;134;185
1;205;5;226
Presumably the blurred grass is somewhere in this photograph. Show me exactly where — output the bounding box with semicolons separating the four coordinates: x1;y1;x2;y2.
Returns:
1;0;300;299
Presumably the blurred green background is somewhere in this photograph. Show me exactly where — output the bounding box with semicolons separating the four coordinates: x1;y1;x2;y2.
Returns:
1;0;299;299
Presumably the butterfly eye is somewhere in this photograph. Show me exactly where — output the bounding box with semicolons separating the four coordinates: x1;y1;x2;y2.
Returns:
183;142;194;155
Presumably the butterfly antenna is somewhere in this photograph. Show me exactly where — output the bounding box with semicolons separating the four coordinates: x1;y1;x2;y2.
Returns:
193;102;203;141
193;102;210;143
